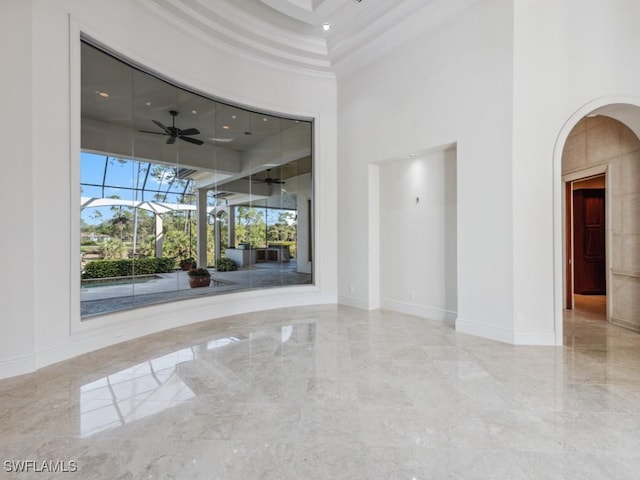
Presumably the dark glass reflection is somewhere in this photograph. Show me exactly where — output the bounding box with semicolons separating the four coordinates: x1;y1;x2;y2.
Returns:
80;41;313;318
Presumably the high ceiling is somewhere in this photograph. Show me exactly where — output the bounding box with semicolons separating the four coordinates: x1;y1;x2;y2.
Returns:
140;0;443;74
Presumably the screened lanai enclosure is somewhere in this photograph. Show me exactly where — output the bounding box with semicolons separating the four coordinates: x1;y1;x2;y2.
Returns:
80;41;313;318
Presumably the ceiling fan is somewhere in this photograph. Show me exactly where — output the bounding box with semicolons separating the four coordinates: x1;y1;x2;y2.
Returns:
140;110;203;145
253;169;285;185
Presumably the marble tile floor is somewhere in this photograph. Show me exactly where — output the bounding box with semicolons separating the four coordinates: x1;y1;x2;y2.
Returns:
2;304;640;479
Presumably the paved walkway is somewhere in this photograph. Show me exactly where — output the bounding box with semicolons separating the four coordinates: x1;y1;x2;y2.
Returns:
81;261;311;317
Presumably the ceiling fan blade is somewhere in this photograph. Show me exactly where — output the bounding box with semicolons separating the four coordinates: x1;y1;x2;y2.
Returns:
179;128;200;136
180;136;204;146
166;136;177;145
139;130;167;135
152;120;171;135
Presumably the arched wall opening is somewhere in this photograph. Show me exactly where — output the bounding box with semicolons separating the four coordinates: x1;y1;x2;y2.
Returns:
555;100;640;341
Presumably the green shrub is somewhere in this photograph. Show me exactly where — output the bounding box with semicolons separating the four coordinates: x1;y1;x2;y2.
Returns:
215;257;237;272
83;260;120;279
131;258;157;275
83;257;176;279
156;257;177;272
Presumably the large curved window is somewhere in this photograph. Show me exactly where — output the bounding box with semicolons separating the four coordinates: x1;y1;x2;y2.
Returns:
80;41;313;319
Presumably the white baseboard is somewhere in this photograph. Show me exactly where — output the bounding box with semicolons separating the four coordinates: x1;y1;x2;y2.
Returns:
513;331;558;346
338;294;371;310
0;353;36;379
456;317;515;344
456;317;559;346
381;298;456;323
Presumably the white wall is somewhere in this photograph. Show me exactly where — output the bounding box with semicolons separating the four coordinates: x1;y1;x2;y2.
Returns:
338;0;516;341
512;0;640;344
0;0;337;378
0;0;36;377
378;149;457;321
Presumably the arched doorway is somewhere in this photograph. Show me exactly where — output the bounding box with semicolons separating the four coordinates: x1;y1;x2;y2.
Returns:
555;100;640;341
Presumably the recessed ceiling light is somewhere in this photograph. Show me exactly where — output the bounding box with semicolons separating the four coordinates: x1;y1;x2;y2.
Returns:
222;125;230;130
322;22;331;31
210;138;234;143
263;117;268;122
192;110;197;114
231;115;237;119
95;91;109;98
146;101;152;106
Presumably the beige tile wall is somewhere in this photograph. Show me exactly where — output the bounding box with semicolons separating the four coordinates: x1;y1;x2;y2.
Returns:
563;116;640;331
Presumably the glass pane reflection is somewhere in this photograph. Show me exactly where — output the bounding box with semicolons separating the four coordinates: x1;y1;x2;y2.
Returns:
80;41;313;319
80;347;198;437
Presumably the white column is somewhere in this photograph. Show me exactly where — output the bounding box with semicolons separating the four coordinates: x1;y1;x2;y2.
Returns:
196;188;208;267
154;214;164;258
214;212;222;263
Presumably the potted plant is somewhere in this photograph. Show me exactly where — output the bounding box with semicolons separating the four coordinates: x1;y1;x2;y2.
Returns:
187;267;211;288
179;257;195;271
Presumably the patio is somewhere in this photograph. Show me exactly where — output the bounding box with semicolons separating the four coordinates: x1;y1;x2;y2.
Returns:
81;260;312;318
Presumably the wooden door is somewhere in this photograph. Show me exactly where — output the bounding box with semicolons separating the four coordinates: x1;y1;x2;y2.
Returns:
573;189;606;295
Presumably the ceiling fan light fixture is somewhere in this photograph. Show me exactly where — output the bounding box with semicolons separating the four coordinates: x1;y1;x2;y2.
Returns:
139;110;204;146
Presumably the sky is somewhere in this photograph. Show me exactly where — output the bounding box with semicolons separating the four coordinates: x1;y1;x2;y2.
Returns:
80;152;293;226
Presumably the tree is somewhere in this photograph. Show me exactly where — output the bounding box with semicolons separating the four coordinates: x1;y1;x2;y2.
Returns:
267;211;296;242
102;238;124;260
235;206;266;247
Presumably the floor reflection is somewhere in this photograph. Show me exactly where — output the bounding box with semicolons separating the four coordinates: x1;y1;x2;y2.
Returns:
79;325;307;437
80;348;198;436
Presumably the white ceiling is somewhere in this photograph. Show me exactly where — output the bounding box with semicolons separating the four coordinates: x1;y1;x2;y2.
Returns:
139;0;444;75
257;0;352;25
